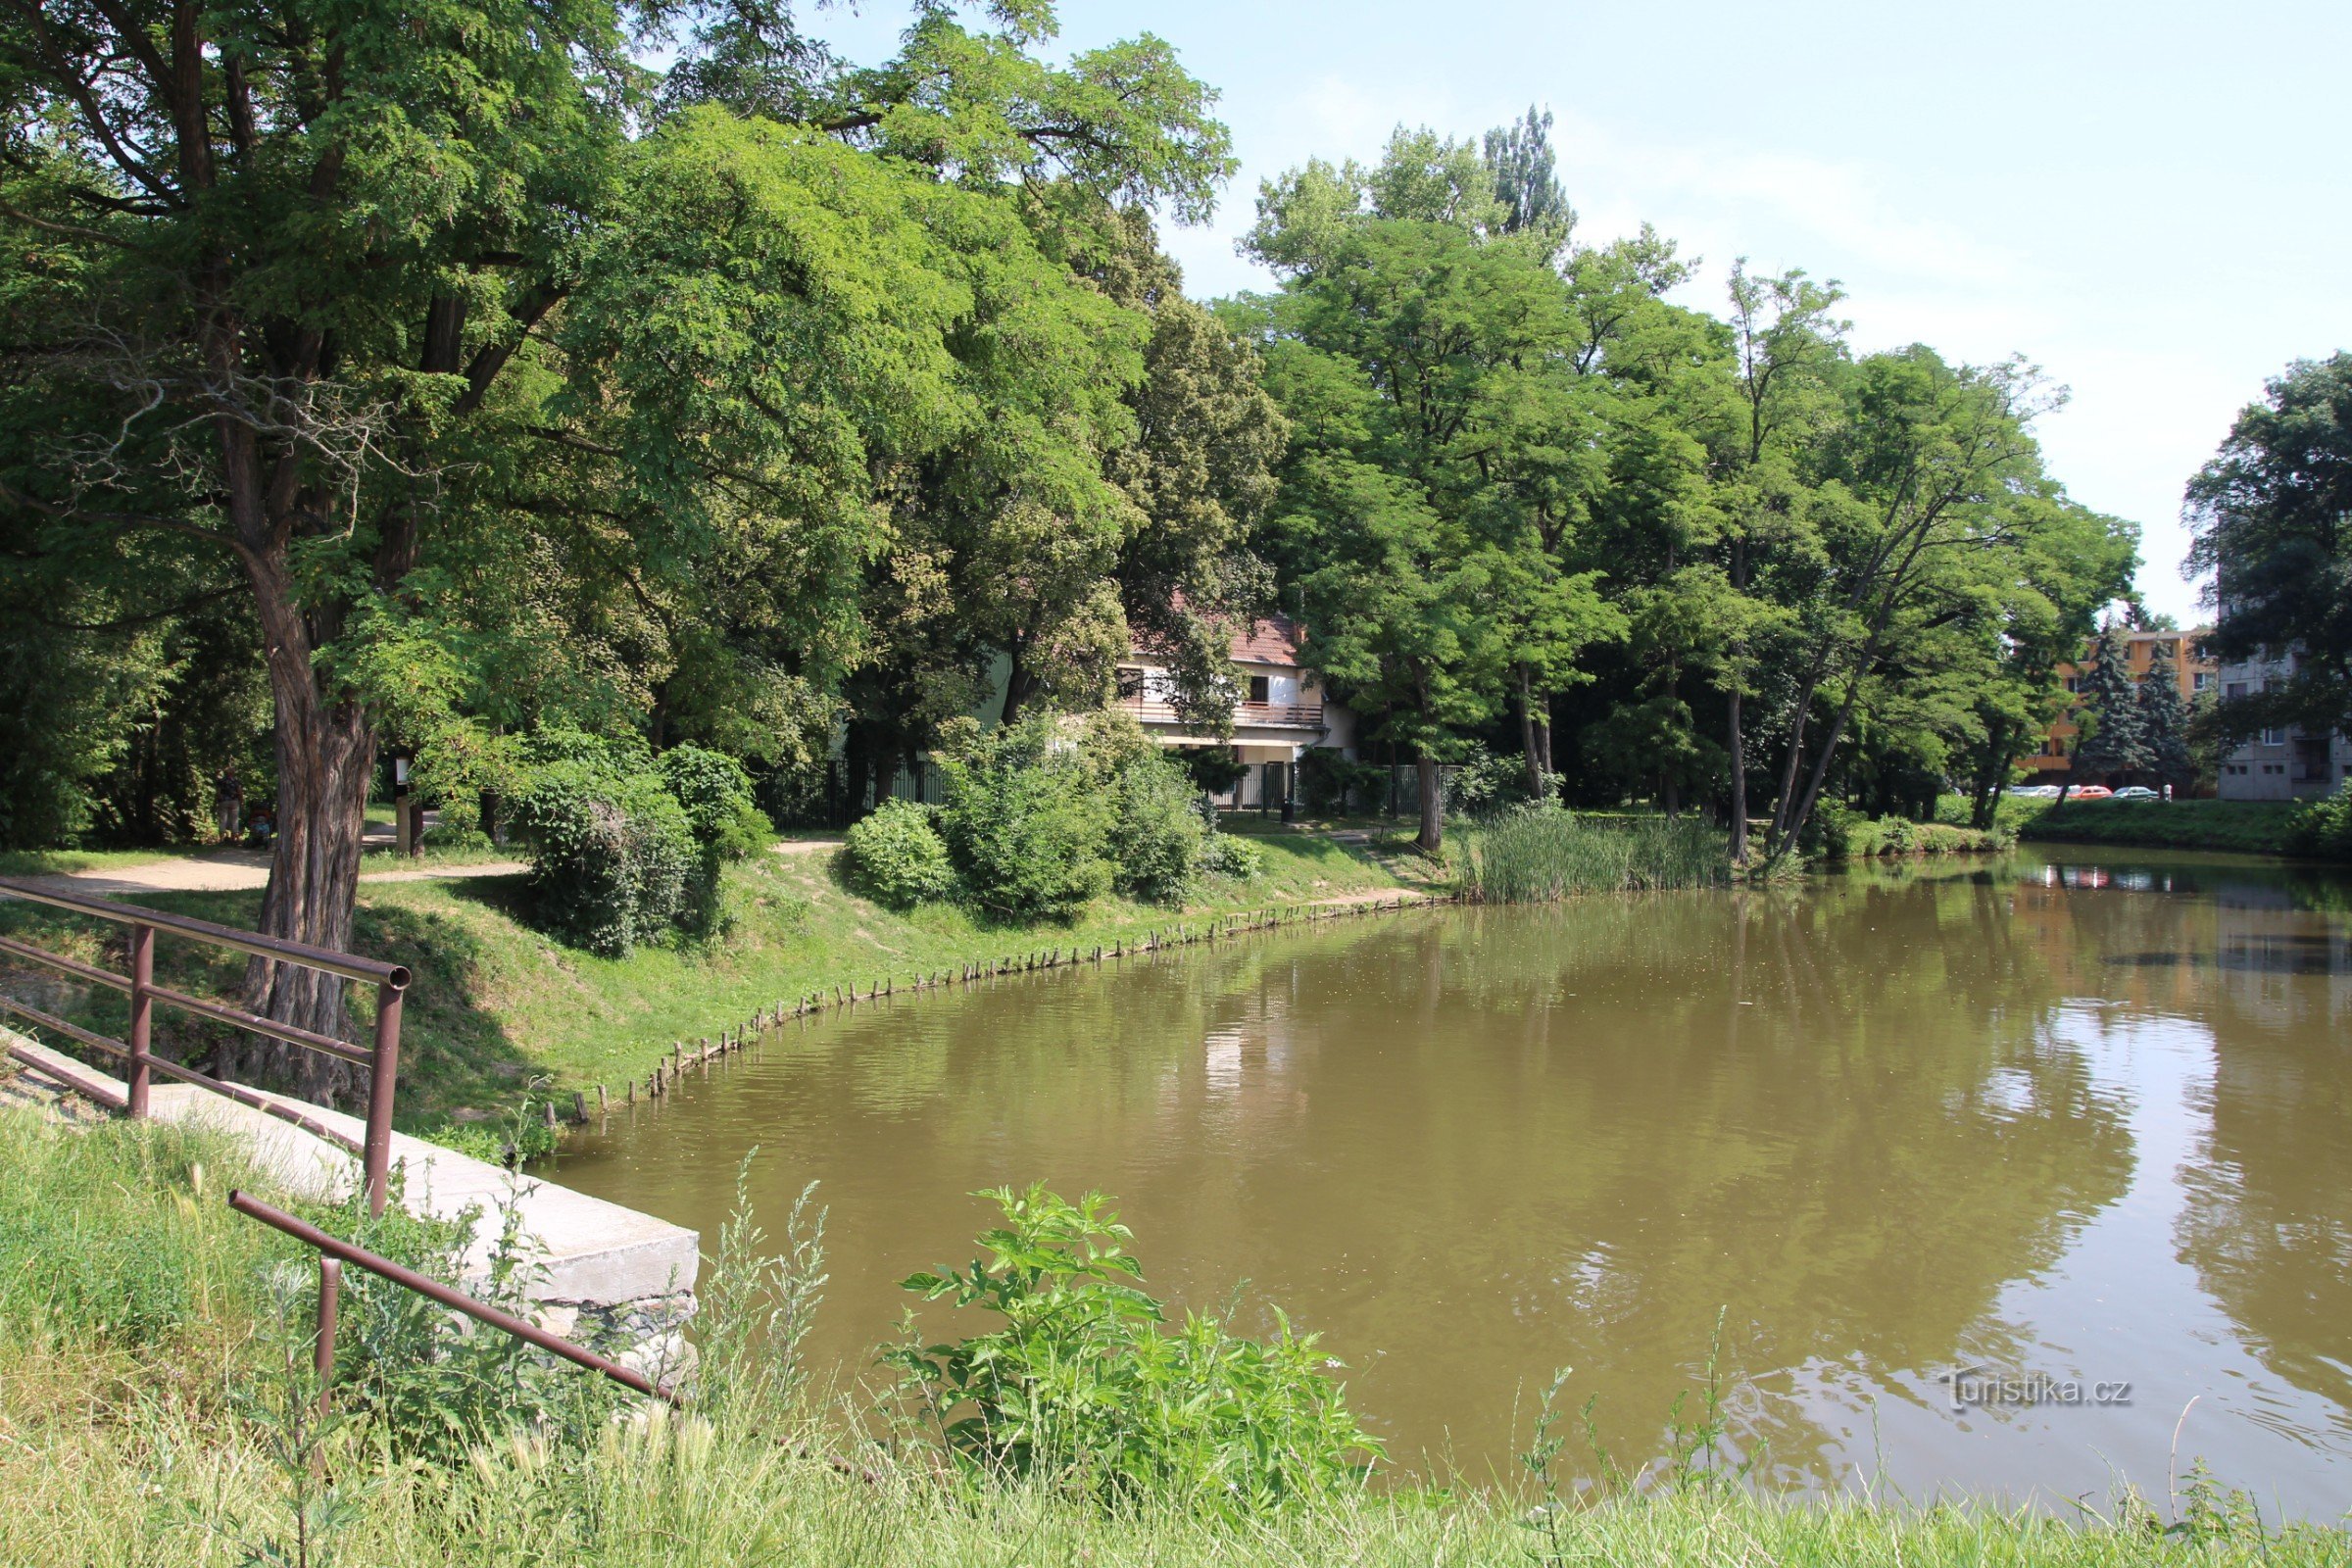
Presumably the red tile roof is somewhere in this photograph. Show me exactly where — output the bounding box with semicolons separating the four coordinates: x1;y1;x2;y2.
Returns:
1228;613;1304;666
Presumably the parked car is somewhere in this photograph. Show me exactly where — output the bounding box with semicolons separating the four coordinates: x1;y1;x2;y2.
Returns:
2110;786;2161;802
2070;785;2114;800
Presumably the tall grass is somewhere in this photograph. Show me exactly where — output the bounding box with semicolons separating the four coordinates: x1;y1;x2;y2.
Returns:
3;1110;2346;1566
1455;810;1731;903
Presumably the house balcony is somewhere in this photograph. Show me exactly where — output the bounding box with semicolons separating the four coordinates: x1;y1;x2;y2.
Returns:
1117;696;1326;730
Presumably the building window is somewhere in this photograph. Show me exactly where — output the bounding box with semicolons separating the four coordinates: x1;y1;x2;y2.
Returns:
2262;727;2285;746
1247;674;1270;704
2193;672;2213;692
2226;682;2246;700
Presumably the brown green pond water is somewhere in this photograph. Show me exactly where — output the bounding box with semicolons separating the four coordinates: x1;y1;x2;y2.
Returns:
550;848;2352;1513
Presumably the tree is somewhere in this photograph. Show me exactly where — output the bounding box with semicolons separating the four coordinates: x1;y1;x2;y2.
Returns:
2185;353;2352;743
1241;128;1609;851
0;0;1231;1083
2136;639;2195;793
1481;106;1572;245
2068;626;2151;791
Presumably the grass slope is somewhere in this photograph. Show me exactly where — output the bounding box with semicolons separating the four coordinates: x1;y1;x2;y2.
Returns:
2022;800;2309;857
1;831;1413;1128
2;1112;2341;1568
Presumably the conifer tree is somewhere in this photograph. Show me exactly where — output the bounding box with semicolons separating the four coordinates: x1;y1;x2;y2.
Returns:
2136;640;2196;793
2070;627;2152;790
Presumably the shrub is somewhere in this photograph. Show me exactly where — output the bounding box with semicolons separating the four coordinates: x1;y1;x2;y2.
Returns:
1298;749;1387;815
2287;784;2352;861
884;1185;1381;1514
845;798;958;907
1112;751;1205;904
659;745;773;860
1199;832;1265;880
511;757;695;956
938;716;1115;920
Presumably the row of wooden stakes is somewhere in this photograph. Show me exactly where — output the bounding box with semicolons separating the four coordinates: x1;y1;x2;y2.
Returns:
560;890;1458;1120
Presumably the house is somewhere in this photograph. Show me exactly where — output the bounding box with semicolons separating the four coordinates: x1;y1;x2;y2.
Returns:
2211;647;2352;802
2023;626;2215;783
850;615;1359;817
1114;615;1358;810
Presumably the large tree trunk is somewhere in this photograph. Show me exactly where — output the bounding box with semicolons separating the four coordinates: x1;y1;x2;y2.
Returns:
1415;748;1444;854
232;554;374;1104
1000;645;1037;726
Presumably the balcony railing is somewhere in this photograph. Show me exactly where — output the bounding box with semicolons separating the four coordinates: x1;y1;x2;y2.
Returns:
1117;697;1325;729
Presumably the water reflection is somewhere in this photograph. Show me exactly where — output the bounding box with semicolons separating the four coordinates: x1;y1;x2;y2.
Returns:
552;849;2352;1513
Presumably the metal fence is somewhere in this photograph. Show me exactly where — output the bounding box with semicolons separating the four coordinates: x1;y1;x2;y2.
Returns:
228;1190;681;1411
0;874;410;1214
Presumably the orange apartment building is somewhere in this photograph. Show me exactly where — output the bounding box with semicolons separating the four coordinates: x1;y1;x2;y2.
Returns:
2022;626;2215;781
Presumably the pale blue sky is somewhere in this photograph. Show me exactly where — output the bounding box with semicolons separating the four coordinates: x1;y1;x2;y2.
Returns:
817;3;2352;622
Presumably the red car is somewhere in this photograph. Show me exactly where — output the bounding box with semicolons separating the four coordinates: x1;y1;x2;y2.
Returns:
2069;785;2114;800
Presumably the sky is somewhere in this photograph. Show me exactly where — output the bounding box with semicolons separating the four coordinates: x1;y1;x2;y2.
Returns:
817;2;2352;624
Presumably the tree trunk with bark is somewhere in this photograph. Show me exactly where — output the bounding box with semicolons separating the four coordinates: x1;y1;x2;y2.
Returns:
1415;748;1445;854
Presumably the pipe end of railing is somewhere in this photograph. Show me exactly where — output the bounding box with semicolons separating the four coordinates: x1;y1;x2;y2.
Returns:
383;965;412;993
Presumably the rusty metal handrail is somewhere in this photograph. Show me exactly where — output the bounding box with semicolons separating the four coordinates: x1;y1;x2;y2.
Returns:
228;1191;683;1409
0;873;408;1214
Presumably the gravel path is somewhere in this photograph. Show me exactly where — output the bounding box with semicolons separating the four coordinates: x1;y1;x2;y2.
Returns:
21;852;528;899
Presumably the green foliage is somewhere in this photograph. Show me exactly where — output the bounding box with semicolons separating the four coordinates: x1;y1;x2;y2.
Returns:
2186;354;2352;743
937;717;1117;920
660;747;774;862
1298;750;1387;815
845;799;960;908
511;742;698;957
2285;785;2352;861
2070;627;2152;783
2022;800;2313;857
1199;832;1266;880
884;1184;1380;1513
1111;751;1206;905
1455;809;1730;901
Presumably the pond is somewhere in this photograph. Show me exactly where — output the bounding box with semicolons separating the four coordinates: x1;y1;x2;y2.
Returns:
550;848;2352;1512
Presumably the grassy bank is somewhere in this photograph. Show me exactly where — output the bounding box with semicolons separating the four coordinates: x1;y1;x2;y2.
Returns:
2;1111;2340;1567
2021;800;2309;857
0;830;1416;1129
1834;817;2011;858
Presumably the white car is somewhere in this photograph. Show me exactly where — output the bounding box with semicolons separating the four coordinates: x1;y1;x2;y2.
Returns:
2110;786;2162;802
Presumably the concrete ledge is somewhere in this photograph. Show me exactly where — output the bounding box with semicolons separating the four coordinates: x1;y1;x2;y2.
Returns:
1;1029;696;1307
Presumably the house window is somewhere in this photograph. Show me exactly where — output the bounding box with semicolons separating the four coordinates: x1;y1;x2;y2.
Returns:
2262;727;2285;746
1247;674;1270;704
2226;682;2246;700
2064;676;2079;694
1115;666;1146;699
2193;672;2213;692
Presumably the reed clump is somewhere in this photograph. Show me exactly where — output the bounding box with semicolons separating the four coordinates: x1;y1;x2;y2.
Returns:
1455;809;1731;903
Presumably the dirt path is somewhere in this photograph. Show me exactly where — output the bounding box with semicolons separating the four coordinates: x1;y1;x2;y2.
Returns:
21;852;528;899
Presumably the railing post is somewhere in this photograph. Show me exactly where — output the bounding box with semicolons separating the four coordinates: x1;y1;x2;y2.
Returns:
364;981;403;1216
315;1255;341;1414
125;922;154;1118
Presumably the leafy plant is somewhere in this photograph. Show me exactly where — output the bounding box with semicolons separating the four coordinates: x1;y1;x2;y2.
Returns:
510;746;697;956
1199;832;1265;880
844;799;959;908
936;718;1116;920
883;1184;1381;1514
2286;783;2352;861
1111;751;1206;905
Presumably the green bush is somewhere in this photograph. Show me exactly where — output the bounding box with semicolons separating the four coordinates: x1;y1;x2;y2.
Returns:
1112;752;1205;905
1199;832;1265;880
511;753;696;956
938;716;1115;920
2286;784;2352;861
659;744;773;860
845;798;959;907
884;1185;1380;1514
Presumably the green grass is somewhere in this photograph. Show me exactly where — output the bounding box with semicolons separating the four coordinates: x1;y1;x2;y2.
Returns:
2;1110;2343;1567
2022;800;2311;857
1;833;1413;1127
1453;812;1731;902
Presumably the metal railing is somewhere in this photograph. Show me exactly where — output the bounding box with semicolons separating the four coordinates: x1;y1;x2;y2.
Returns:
1116;697;1327;729
0;874;410;1214
228;1190;682;1409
